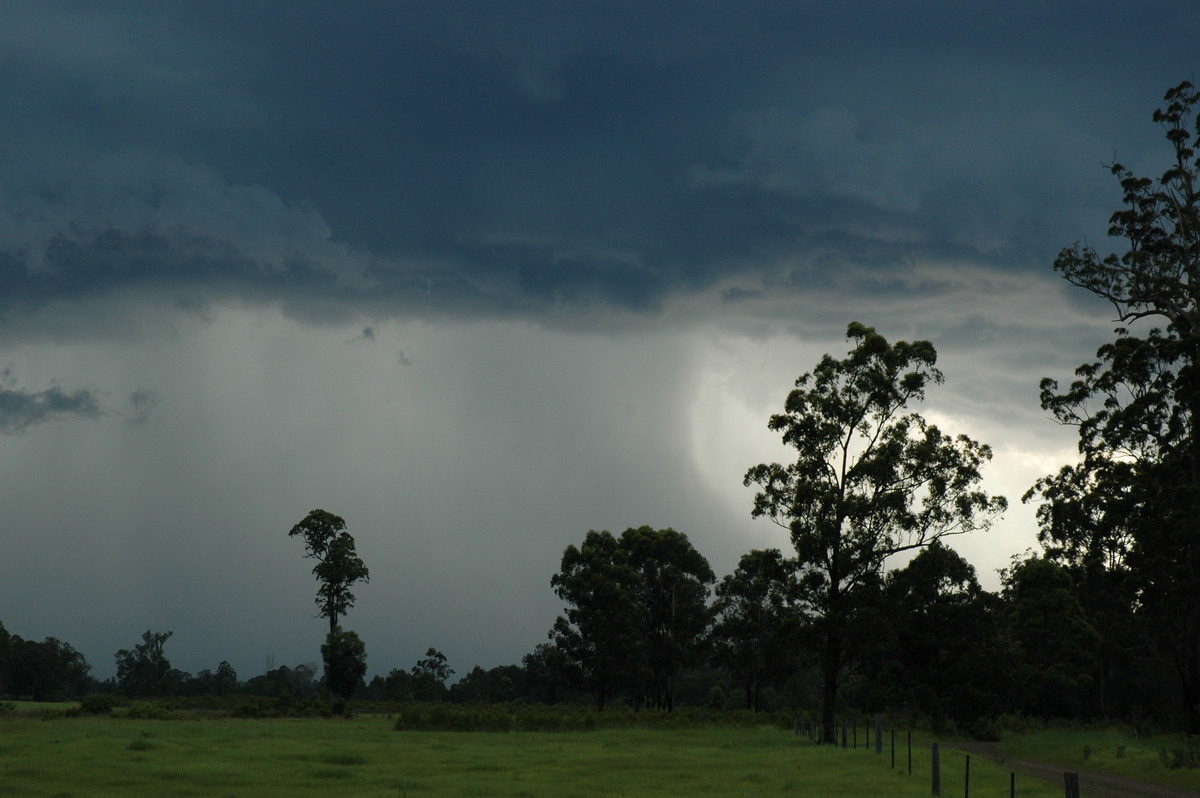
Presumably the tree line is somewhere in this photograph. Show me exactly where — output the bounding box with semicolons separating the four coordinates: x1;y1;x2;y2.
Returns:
3;80;1199;736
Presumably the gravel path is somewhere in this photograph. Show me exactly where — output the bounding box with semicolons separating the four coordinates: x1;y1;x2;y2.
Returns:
946;742;1200;798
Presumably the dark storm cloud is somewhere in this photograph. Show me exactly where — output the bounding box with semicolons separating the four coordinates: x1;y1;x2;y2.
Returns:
0;369;102;433
2;1;1196;329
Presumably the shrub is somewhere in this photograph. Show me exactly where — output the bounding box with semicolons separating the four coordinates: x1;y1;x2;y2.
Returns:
79;693;119;715
122;701;170;720
1160;740;1200;770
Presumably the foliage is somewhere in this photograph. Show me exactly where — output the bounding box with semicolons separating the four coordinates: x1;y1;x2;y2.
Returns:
243;662;319;698
1001;556;1101;719
550;526;715;711
1027;79;1200;733
744;321;1006;739
288;509;370;636
550;529;644;710
411;647;455;702
874;542;1006;732
321;627;367;702
114;630;174;698
1;635;92;701
78;693;119;715
710;548;799;711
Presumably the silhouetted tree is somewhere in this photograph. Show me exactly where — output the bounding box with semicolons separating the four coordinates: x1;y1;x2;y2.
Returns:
744;322;1006;741
115;630;174;698
1001;556;1100;718
551;530;643;710
411;647;454;702
3;635;91;701
877;542;1005;732
710;549;799;711
288;509;370;637
1028;80;1200;733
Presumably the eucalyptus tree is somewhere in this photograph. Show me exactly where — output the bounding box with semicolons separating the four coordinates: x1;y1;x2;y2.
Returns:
744;322;1006;741
1027;80;1200;731
550;526;714;710
288;509;370;637
710;548;799;711
620;525;715;710
550;529;642;710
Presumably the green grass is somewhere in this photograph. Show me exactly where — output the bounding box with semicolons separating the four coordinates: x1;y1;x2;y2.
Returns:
1;700;79;716
0;714;1070;798
997;726;1200;793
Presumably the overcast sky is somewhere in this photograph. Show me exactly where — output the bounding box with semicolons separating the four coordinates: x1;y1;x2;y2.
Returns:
2;1;1196;682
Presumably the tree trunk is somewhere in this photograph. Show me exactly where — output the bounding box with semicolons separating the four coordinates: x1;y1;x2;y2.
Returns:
821;628;841;743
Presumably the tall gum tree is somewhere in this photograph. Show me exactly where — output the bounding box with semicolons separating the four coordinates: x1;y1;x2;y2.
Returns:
1028;81;1200;732
744;322;1006;741
288;509;370;637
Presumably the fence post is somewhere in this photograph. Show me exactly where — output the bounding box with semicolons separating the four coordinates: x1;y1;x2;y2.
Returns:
1010;772;1015;798
1064;772;1080;798
891;728;895;769
908;731;912;775
931;742;941;796
964;754;970;798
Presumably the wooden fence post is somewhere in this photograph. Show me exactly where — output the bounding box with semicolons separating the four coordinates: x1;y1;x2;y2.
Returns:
1064;772;1080;798
964;754;970;798
931;742;941;796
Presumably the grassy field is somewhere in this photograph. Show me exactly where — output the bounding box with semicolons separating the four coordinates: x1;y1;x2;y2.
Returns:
0;713;1071;798
996;726;1200;793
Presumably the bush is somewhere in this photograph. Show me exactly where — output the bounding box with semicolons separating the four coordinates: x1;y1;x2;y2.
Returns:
122;701;170;720
392;703;795;733
1160;739;1200;769
78;693;119;715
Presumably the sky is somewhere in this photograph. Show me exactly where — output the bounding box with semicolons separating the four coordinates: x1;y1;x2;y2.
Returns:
1;1;1197;683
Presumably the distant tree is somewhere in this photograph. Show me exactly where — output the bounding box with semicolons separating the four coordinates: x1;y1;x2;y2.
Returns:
321;628;367;703
115;630;174;698
364;667;414;702
243;663;319;698
0;621;10;695
411;647;454;702
288;509;370;637
620;526;715;710
3;636;91;701
744;322;1006;741
214;660;239;696
1001;556;1101;719
1027;80;1200;733
877;542;1005;732
520;643;572;704
449;665;522;704
551;530;644;710
550;527;714;711
710;549;799;711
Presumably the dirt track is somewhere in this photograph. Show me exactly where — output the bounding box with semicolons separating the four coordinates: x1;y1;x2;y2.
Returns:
946;742;1200;798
